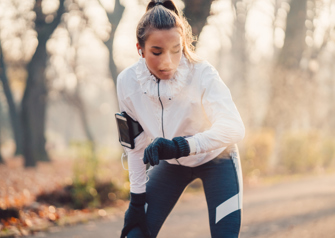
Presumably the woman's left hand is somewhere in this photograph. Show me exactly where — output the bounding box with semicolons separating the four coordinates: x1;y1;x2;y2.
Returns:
143;137;190;166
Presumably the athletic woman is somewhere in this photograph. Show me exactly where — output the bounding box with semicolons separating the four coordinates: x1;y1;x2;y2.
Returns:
117;1;245;237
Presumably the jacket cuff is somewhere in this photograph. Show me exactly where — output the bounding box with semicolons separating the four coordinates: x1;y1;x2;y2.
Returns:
185;137;197;155
130;192;146;206
172;137;190;157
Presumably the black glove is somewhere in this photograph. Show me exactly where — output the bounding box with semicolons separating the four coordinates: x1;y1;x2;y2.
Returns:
143;137;190;166
120;193;150;238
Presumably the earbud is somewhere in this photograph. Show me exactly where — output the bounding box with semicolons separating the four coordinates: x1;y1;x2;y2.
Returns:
139;49;143;57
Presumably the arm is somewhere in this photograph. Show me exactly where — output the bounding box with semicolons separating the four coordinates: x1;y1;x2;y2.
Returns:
117;77;149;193
189;64;245;154
117;76;151;238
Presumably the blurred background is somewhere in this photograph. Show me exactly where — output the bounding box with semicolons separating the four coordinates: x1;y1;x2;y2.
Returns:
0;0;335;236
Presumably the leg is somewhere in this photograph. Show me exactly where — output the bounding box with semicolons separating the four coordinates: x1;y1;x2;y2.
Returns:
195;146;243;238
127;161;193;238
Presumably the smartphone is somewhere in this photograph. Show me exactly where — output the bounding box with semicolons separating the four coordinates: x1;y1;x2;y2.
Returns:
115;113;134;149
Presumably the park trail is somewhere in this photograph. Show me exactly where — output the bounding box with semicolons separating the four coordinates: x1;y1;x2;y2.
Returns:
28;173;335;238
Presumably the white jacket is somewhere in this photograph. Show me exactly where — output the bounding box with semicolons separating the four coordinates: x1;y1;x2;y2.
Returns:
117;55;245;194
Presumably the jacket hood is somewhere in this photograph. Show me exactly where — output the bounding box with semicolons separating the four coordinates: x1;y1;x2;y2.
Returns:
135;54;191;101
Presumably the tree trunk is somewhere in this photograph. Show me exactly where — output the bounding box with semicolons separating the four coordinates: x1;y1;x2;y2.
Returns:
230;0;249;125
65;12;96;147
263;0;307;129
21;0;65;167
327;51;335;133
0;41;23;155
0;151;3;165
0;106;3;164
277;0;308;70
75;94;94;144
105;35;118;88
103;0;125;87
61;90;95;145
183;0;215;44
0;141;3;164
262;0;307;169
22;42;49;166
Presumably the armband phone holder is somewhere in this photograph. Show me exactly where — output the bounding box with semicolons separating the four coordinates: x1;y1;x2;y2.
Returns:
115;112;143;149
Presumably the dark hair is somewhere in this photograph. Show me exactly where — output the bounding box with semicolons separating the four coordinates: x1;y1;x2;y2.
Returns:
136;0;199;63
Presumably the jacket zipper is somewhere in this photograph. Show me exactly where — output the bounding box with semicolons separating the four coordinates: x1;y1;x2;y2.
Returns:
157;79;181;165
157;79;165;138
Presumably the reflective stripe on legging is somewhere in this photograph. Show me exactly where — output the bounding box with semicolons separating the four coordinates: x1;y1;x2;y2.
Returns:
216;144;243;224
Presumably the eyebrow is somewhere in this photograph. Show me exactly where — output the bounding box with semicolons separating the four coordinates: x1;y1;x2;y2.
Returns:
151;44;180;50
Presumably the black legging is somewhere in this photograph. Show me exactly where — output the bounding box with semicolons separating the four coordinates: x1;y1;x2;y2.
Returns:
127;145;243;238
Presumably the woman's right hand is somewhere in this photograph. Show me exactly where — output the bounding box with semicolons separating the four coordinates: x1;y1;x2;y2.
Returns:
120;193;151;238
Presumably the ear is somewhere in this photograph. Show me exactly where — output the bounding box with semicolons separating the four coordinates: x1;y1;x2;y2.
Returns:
136;43;144;58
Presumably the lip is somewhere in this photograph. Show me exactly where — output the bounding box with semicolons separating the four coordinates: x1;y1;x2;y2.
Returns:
160;69;172;73
159;69;173;76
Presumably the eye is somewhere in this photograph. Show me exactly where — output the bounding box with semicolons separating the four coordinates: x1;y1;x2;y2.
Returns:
173;50;180;54
152;52;161;56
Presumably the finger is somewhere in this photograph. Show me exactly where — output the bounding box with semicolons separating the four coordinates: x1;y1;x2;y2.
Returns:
147;146;155;166
143;156;148;164
143;149;149;164
146;145;155;166
152;146;160;165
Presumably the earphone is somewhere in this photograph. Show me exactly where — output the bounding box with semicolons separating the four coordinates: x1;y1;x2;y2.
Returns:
139;49;143;57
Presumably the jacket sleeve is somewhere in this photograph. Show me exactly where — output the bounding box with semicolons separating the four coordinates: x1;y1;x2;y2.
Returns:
117;76;150;194
190;64;245;154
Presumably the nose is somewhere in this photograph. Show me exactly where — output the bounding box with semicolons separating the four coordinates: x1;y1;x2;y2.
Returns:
161;52;173;68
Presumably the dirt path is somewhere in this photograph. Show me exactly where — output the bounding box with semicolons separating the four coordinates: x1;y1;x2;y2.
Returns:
28;173;335;238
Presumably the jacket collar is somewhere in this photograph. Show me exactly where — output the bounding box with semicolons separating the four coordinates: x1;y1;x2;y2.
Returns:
135;54;191;101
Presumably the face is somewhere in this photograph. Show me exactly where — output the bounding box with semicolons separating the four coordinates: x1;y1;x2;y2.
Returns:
137;27;182;80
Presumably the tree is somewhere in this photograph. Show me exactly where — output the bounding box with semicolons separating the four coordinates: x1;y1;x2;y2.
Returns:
263;0;308;130
230;0;250;125
300;0;334;131
21;0;65;167
0;27;23;156
98;0;125;87
62;0;97;145
0;102;3;164
260;0;308;168
183;0;215;44
0;144;3;164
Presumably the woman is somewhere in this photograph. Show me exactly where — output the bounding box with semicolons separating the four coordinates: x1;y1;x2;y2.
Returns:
117;1;245;237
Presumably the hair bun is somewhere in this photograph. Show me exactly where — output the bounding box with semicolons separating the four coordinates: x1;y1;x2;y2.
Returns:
155;2;163;6
147;1;179;16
